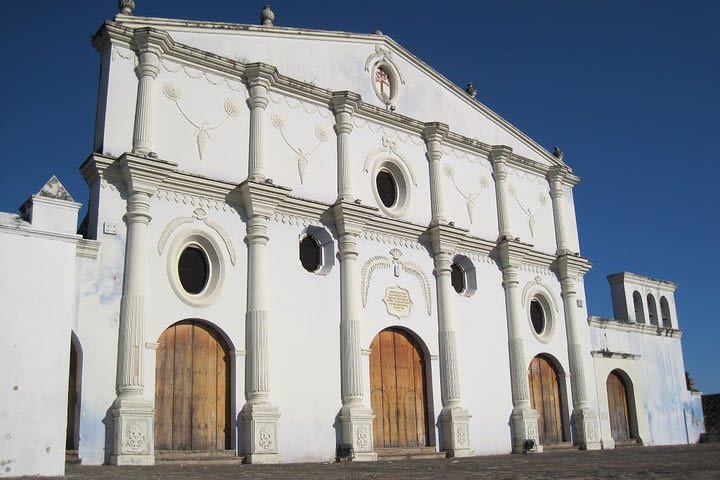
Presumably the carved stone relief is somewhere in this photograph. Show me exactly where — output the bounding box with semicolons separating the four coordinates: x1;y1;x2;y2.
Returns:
360;249;431;316
507;182;547;239
157;208;236;266
270;112;330;184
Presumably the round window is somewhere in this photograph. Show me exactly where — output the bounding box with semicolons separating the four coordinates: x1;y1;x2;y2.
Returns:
530;299;545;335
376;170;397;208
299;235;322;273
178;245;209;294
451;262;465;294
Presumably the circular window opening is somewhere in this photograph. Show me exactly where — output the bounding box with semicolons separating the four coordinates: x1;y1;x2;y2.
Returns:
178;245;209;294
530;299;545;335
299;235;322;273
451;262;465;294
376;170;397;208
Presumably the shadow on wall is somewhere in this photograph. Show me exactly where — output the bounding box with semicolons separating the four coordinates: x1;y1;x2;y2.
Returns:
103;407;113;464
701;394;720;443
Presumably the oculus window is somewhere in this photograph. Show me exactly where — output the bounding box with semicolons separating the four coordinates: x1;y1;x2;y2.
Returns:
178;246;209;294
299;235;322;273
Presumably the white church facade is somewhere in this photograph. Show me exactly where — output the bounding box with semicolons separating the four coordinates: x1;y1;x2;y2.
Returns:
0;4;704;477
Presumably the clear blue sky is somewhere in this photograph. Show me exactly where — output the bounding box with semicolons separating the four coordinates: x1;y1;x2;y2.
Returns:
1;1;717;392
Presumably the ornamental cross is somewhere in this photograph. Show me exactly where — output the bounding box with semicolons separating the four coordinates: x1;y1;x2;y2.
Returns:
375;68;391;99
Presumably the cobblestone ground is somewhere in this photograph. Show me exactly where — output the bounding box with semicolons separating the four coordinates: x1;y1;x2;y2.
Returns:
36;444;720;479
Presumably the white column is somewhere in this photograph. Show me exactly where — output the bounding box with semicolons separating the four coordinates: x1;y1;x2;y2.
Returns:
333;204;377;460
111;154;176;465
246;65;271;182
490;146;513;240
429;225;472;457
547;167;569;254
131;39;161;155
497;241;541;453
239;180;287;464
423;123;448;225
331;92;361;202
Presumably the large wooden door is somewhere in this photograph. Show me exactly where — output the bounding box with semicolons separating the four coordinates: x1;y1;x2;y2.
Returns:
66;340;79;450
155;321;230;450
607;371;631;441
528;355;565;445
370;329;428;448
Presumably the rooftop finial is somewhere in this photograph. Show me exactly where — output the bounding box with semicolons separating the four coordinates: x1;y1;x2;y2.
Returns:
118;0;135;15
261;5;275;26
553;146;564;160
465;83;477;99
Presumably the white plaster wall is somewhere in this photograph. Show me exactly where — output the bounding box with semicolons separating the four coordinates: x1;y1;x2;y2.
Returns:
453;259;513;454
0;233;77;477
589;325;693;446
165;30;555;164
265;220;341;462
505;169;555;254
562;185;581;253
97;48;137;158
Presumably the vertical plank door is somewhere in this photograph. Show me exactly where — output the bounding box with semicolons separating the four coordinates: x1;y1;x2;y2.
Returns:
528;356;565;445
607;372;631;441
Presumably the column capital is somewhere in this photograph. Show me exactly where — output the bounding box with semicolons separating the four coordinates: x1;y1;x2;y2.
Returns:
495;238;532;269
489;144;513;164
238;179;291;219
555;252;591;280
119;153;177;196
428;223;468;256
330;91;362;116
244;63;278;91
332;200;378;237
131;27;173;56
422;122;450;145
546;165;571;184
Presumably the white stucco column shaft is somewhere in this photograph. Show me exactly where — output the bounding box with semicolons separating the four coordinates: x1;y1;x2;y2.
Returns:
331;92;360;202
116;191;151;398
131;47;160;155
423;123;449;225
246;65;273;182
433;251;461;407
547;167;569;254
501;264;532;409
490;146;513;239
245;215;270;404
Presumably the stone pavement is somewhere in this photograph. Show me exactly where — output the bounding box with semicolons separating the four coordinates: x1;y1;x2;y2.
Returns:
37;444;720;479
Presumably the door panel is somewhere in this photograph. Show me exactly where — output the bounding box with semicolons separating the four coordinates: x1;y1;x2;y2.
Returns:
607;372;631;441
528;356;565;445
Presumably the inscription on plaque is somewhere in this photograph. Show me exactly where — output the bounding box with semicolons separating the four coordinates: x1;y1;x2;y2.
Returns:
383;286;413;319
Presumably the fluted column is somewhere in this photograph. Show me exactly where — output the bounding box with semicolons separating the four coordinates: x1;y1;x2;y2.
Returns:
111;153;176;465
239;180;288;464
556;256;601;450
547;167;569;254
245;64;274;182
333;201;377;461
423;123;449;225
429;224;472;457
130;30;166;155
331;92;361;202
497;240;541;453
490;146;514;240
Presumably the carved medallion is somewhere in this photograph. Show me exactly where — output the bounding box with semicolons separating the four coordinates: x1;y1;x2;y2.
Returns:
383;286;413;319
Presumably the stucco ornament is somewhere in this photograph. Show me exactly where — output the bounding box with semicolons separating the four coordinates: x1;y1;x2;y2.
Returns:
360;249;431;316
507;182;548;239
270;112;329;185
162;81;243;161
443;161;490;224
364;45;406;109
157;208;236;266
124;422;146;452
258;425;273;449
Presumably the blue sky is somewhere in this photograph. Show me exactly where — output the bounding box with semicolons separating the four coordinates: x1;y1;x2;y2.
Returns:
1;1;718;393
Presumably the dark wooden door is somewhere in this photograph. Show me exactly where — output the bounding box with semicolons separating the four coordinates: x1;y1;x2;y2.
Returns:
528;356;565;445
155;321;230;450
66;340;78;450
607;372;631;441
370;329;428;448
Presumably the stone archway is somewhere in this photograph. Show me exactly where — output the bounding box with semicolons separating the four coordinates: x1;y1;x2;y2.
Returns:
154;320;230;451
528;355;566;445
369;328;430;449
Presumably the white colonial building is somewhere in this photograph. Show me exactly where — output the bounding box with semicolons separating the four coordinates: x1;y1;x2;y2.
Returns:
0;3;704;477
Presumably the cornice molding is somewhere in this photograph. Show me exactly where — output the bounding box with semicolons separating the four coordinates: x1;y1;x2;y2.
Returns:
238;180;292;218
607;272;678;291
588;316;683;338
120;153;178;196
0;223;81;244
77;239;101;259
555;253;592;279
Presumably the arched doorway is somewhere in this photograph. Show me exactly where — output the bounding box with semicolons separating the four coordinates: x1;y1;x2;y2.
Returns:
606;371;632;441
528;355;566;445
369;328;429;448
66;337;81;451
154;320;230;451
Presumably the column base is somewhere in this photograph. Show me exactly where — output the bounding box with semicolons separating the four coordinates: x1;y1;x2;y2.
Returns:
511;407;542;453
109;397;155;465
571;408;602;450
338;404;378;461
242;403;281;464
438;406;473;457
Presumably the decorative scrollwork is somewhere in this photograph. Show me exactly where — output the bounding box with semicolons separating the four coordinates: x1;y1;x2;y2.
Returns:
270;112;330;184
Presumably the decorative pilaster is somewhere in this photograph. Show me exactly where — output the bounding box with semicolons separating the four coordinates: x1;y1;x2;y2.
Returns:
547;166;570;255
111;153;176;465
130;30;170;156
333;201;378;461
496;239;542;453
239;180;290;463
423;123;449;225
556;254;601;450
490;146;514;240
429;224;472;457
245;64;277;182
331;92;362;202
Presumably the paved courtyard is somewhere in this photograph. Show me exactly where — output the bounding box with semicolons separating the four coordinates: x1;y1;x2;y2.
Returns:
38;444;720;479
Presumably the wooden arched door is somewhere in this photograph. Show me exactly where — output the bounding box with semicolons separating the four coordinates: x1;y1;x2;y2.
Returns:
370;328;428;448
607;371;631;441
528;355;565;445
154;321;230;451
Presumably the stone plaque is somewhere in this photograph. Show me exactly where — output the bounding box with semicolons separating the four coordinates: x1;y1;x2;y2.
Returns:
383;286;412;319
